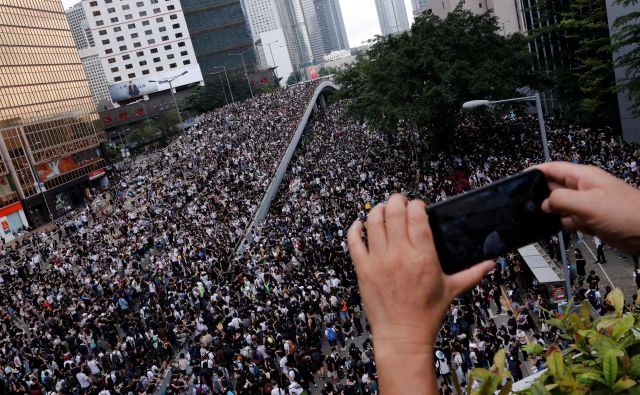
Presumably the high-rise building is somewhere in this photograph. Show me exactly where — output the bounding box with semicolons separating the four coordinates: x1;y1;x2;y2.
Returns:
274;0;315;68
315;0;349;53
180;0;256;75
0;0;108;232
374;0;410;35
66;2;94;50
79;48;112;108
411;0;428;16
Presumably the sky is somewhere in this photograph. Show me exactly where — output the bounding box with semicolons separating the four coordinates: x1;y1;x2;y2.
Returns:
60;0;415;47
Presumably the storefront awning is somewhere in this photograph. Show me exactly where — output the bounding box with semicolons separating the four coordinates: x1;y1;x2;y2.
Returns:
518;244;563;284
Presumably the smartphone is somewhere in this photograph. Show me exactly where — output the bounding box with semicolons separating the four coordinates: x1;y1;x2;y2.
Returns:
427;169;560;274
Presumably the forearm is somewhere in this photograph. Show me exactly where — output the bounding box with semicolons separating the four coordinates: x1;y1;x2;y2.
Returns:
374;341;437;394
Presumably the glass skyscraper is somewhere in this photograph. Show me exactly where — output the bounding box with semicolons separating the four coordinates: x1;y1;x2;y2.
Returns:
0;0;107;228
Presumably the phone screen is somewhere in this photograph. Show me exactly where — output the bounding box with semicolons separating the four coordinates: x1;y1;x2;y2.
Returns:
427;169;560;274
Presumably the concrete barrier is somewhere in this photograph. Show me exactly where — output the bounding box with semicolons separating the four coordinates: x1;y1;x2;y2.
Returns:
234;81;339;256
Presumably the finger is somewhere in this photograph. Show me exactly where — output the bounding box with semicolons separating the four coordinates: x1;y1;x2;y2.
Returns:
385;194;409;247
347;220;369;268
447;260;496;297
533;162;589;190
366;203;387;254
544;188;593;218
406;199;433;249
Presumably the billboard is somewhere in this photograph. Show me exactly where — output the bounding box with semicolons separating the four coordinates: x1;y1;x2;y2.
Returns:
108;64;204;102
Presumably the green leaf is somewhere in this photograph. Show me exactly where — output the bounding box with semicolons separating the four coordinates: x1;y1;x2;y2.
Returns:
547;351;565;379
611;314;635;339
578;370;606;384
629;355;640;377
529;382;551;395
497;381;512;395
493;349;508;378
603;349;621;386
607;288;625;316
581;300;592;322
523;343;545;356
636;290;640;307
612;377;637;392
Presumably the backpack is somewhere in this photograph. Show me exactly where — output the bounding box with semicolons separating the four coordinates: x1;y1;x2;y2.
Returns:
326;327;336;341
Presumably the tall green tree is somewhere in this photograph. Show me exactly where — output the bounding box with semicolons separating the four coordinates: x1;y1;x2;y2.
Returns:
335;7;531;150
529;0;619;128
612;0;640;116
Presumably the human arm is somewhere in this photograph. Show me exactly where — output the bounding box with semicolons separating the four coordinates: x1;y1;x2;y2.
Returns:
347;194;494;394
535;162;640;255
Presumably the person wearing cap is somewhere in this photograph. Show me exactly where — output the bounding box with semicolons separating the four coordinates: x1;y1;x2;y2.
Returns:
434;350;451;386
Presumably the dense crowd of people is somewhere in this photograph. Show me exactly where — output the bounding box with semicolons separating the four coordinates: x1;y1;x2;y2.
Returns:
0;81;639;395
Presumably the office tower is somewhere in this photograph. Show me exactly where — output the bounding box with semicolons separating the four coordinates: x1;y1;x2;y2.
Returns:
274;0;315;68
374;0;411;35
314;0;349;53
180;0;256;75
66;2;95;49
0;0;108;230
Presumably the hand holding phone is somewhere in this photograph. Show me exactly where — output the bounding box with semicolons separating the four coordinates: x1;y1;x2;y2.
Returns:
427;169;561;274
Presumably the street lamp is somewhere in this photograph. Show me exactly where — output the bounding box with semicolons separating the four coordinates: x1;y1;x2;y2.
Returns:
209;71;229;105
130;98;151;128
211;66;234;103
149;70;187;126
257;40;279;81
462;93;573;300
229;48;255;98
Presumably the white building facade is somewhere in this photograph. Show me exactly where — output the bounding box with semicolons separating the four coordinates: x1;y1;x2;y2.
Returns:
74;0;203;103
374;0;411;35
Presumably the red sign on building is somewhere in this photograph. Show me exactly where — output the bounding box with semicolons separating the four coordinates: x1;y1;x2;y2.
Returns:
88;168;106;180
103;116;113;125
119;112;129;120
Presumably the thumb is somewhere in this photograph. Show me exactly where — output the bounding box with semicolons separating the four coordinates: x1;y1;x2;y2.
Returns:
543;188;593;218
447;260;495;297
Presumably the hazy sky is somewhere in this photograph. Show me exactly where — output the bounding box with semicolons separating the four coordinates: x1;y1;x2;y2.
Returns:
60;0;415;47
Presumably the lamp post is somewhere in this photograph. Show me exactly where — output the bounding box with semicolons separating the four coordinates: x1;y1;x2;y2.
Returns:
462;93;573;301
211;66;234;103
210;71;229;105
229;48;254;98
258;40;279;80
149;70;187;126
130;98;151;128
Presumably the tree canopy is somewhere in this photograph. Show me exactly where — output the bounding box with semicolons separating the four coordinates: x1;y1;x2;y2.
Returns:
612;0;640;116
334;7;531;149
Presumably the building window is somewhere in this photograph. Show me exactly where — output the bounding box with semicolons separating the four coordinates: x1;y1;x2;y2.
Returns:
156;66;164;71
123;4;130;10
479;2;482;7
139;11;147;16
159;26;166;32
116;36;124;41
136;51;144;57
145;30;152;35
164;44;171;50
142;20;150;26
128;23;136;29
167;5;175;10
180;50;187;56
136;1;144;6
131;33;139;38
108;58;116;63
114;26;122;32
92;10;101;16
105;0;112;3
169;63;177;68
183;59;191;65
99;30;107;35
178;42;185;47
162;36;169;41
128;73;136;78
102;39;110;44
147;39;156;45
150;48;158;53
125;14;133;20
167;54;174;59
110;17;118;23
105;48;113;54
114;76;122;81
169;14;177;20
119;45;127;51
172;23;180;29
122;54;131;60
153;57;161;63
142;69;150;75
175;32;183;38
151;0;158;3
111;67;119;72
89;1;97;6
107;7;115;13
153;8;161;13
125;64;133;69
156;17;163;22
96;20;104;26
133;42;142;48
139;60;147;66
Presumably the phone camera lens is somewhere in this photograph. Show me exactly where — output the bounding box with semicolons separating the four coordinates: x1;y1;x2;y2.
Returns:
525;201;536;212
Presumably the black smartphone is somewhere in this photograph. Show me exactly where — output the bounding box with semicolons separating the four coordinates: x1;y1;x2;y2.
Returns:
427;169;560;274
